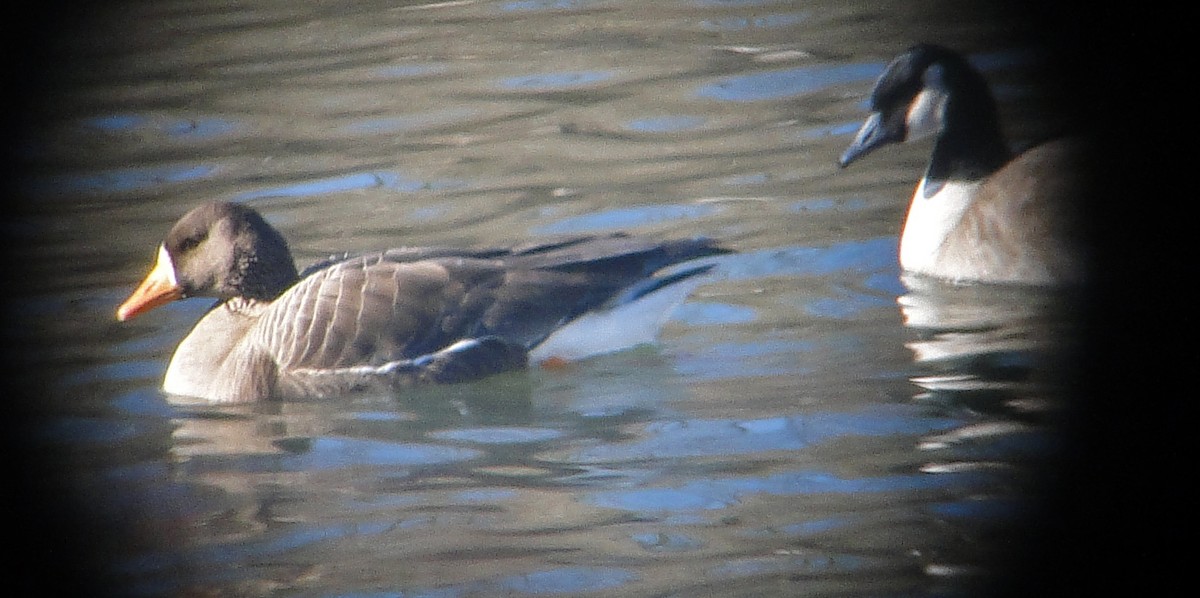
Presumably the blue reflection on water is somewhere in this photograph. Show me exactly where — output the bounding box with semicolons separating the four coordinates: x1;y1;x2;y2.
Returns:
351;410;411;422
111;388;176;418
721;171;770;186
691;0;786;5
342;116;432;134
372;63;450;79
27;416;150;446
787;197;868;213
367;587;463;598
165;117;239;139
340;107;476;135
632;531;704;552
624;115;706;133
534;203;718;235
671;301;756;326
84;114;146;130
429;426;563;444
865;271;906;296
774;516;854;536
409;205;448;222
501;0;597;13
497;70;615;91
122;517;405;593
585;467;989;513
572;407;960;463
25;164;217;196
317;565;636;597
234;171;464;200
595;486;738;511
711;551;874;579
721;238;897;280
939;427;1061;462
83;113;238;139
806;283;895;319
928;497;1029;523
274;436;484;471
111;331;177;357
672;338;818;380
697;48;1032;104
697;62;882;102
498;566;637;593
454;488;520;503
58;360;163;386
377;566;637;597
801;120;864;140
700;11;808;31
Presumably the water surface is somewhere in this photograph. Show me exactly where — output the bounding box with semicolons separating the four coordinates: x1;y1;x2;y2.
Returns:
11;1;1083;596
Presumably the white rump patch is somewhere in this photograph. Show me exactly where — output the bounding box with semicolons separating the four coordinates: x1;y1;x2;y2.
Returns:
529;269;713;364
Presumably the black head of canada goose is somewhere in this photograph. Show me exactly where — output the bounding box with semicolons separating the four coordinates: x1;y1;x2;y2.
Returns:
117;201;730;402
838;43;1088;285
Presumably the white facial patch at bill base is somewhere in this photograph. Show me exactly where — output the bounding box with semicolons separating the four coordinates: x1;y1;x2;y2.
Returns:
157;243;179;286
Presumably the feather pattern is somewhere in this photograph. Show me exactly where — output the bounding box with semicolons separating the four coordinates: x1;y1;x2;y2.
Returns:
118;202;730;402
838;44;1087;286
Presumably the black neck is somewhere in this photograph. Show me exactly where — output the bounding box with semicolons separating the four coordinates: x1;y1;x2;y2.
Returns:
922;60;1012;196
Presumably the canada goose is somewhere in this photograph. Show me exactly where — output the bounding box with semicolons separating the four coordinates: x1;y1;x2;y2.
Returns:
117;201;729;402
838;43;1086;285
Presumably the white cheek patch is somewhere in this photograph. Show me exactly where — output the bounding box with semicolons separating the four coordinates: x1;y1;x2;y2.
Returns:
905;64;948;142
905;88;946;142
157;244;179;286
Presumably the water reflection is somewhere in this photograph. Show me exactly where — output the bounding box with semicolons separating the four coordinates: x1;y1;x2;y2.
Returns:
498;70;617;92
697;62;881;102
566;407;961;464
12;0;1088;595
899;273;1077;585
624;115;707;133
700;11;810;32
533;203;719;234
26;163;218;196
232;170;465;200
899;273;1076;419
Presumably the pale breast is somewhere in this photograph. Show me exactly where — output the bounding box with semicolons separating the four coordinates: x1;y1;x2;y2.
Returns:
904;139;1087;285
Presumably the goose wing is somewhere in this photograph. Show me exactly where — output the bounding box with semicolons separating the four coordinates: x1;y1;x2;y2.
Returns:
942;139;1087;284
245;235;726;396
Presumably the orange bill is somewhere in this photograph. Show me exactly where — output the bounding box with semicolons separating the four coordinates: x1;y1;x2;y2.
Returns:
117;245;184;321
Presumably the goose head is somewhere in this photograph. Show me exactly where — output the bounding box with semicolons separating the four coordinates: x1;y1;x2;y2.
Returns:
838;43;1010;175
117;202;299;321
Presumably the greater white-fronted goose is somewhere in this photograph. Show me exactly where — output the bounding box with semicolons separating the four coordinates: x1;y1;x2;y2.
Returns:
838;44;1088;285
117;201;730;402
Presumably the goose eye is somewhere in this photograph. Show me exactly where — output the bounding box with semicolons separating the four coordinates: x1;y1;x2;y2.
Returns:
178;233;205;252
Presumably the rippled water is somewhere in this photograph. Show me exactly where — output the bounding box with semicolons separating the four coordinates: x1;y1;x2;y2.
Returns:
10;1;1087;596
